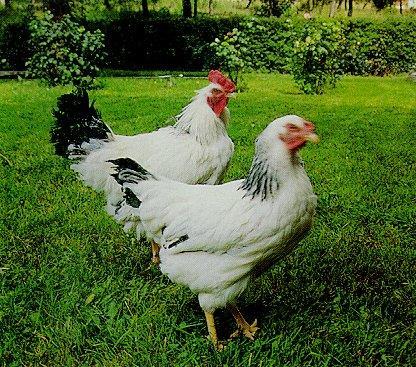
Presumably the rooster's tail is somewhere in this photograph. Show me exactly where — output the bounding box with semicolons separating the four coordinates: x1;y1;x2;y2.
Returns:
51;90;114;157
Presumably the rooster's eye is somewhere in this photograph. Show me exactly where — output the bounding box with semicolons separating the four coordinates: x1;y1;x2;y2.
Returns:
211;88;222;94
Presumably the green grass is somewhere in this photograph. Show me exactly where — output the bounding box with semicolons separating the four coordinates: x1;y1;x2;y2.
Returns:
1;74;415;366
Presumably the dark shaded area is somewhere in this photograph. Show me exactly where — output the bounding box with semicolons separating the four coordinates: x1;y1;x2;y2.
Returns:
85;13;240;71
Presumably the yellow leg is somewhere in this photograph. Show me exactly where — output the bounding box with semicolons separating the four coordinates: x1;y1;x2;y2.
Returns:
204;311;223;350
228;305;259;340
151;241;160;264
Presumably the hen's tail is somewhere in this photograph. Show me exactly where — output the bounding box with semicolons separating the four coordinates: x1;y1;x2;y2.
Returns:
107;158;158;232
108;158;157;186
51;90;114;157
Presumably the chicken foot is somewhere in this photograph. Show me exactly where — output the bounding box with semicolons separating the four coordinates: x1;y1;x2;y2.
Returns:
151;241;160;264
204;311;224;350
228;305;259;340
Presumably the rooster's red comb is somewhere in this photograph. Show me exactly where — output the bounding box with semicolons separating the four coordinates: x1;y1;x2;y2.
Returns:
208;70;236;93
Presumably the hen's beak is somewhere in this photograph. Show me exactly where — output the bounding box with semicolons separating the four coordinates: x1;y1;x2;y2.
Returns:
302;121;319;144
305;132;320;144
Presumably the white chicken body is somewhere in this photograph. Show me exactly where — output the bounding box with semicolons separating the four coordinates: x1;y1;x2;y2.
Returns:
71;84;234;203
111;115;318;313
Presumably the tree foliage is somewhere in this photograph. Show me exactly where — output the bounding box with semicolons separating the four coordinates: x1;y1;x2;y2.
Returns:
25;11;106;90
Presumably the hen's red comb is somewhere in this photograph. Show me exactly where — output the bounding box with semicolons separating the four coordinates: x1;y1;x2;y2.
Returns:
208;70;236;93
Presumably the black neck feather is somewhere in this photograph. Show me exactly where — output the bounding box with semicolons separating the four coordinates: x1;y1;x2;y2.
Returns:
239;156;279;200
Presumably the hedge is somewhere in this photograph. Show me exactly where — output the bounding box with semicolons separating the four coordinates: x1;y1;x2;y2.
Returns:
0;10;415;75
87;13;241;71
0;11;31;71
219;16;416;76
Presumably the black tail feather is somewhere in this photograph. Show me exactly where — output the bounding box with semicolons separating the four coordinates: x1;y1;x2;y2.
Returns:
108;158;156;185
51;89;112;157
124;187;142;208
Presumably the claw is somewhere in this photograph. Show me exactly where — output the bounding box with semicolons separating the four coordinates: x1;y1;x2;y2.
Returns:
242;319;259;340
230;319;259;340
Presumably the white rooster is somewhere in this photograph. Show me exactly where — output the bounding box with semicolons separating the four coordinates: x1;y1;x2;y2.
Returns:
108;115;319;348
51;70;236;261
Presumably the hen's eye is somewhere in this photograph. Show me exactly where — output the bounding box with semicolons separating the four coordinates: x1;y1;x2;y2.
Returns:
286;124;299;131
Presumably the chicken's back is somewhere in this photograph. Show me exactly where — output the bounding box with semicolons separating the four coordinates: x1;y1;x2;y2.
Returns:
73;125;233;215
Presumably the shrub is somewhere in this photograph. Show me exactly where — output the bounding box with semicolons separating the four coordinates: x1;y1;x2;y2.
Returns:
291;21;345;94
25;11;105;90
210;17;297;80
342;18;416;76
237;17;296;73
1;11;415;76
372;0;394;10
210;28;247;85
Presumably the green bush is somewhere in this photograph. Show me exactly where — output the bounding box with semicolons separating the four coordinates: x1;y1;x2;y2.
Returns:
258;0;295;17
291;21;344;94
1;11;415;75
211;17;416;79
25;11;105;90
235;17;297;73
342;18;416;76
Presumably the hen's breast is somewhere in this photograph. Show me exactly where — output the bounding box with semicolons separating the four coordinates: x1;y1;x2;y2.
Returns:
229;180;317;279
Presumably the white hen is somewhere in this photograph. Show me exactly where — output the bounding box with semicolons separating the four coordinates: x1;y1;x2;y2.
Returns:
109;115;319;348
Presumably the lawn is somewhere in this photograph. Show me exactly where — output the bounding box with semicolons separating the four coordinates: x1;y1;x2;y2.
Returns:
0;74;415;366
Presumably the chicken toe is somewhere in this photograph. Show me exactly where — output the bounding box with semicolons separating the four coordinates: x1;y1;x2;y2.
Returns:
228;305;259;340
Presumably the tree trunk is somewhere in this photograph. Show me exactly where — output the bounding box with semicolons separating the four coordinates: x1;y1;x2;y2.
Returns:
182;0;192;17
4;0;11;8
319;0;325;14
208;0;213;13
348;0;353;16
193;0;197;16
337;0;343;9
142;0;149;16
399;0;402;13
309;0;314;10
329;0;337;16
